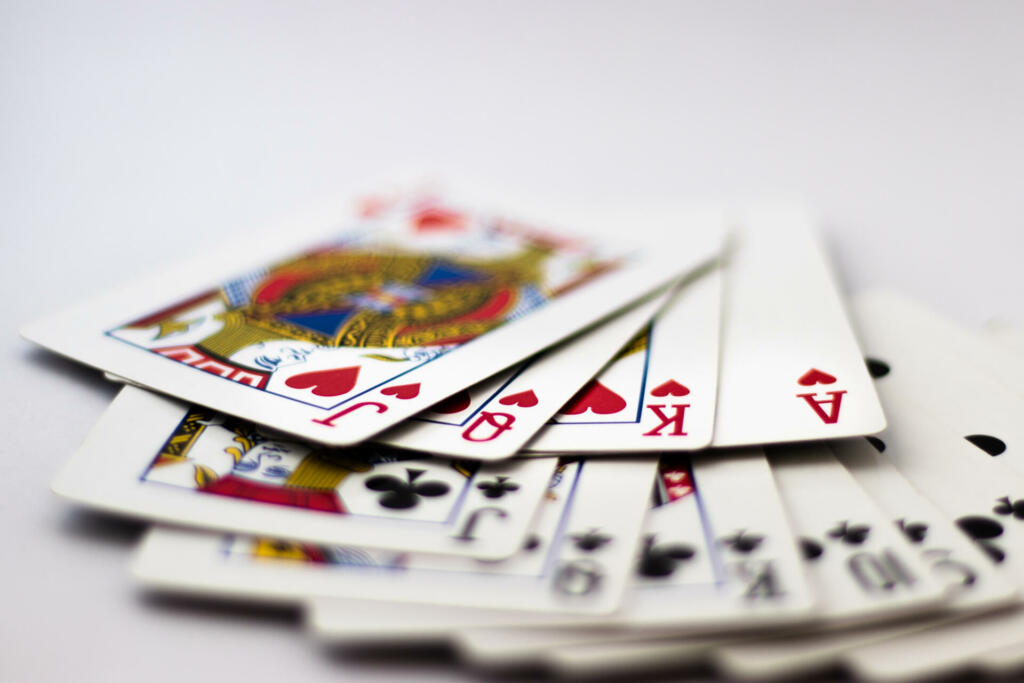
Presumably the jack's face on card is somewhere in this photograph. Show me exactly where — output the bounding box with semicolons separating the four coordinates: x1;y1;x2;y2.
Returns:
54;386;557;558
144;406;473;520
109;197;615;411
24;189;726;447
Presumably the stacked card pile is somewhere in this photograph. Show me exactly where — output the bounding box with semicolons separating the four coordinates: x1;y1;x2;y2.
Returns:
22;180;1024;681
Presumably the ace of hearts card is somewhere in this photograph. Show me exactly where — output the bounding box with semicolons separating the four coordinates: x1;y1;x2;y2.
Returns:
525;206;886;455
21;181;724;446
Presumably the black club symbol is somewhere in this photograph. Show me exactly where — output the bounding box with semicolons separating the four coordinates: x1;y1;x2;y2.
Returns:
476;475;520;499
800;537;824;561
638;535;696;578
956;515;1006;564
827;521;871;545
994;496;1024;519
720;530;764;554
572;528;613;552
364;468;451;509
897;519;929;544
966;434;1007;457
865;357;890;379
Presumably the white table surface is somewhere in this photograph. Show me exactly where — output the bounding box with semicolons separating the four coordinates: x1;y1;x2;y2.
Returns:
3;2;1022;681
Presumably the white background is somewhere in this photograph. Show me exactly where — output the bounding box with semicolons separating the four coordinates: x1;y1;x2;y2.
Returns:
3;2;1022;681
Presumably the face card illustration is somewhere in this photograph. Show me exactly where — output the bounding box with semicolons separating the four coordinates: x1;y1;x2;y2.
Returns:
133;458;658;617
52;385;556;559
374;287;673;460
22;185;725;446
710;207;886;447
523;264;722;452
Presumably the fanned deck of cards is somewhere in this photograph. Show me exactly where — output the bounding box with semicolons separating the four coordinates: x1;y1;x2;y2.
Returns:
25;177;1024;682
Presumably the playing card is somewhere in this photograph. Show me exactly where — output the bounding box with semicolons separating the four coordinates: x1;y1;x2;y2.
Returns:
708;437;1017;682
977;635;1024;676
764;443;947;626
843;610;1024;682
983;319;1024;358
677;443;945;680
53;385;556;559
523;263;722;452
307;448;810;657
801;292;1024;681
850;291;1024;553
21;183;724;446
833;437;1017;613
619;449;814;629
374;285;675;459
853;291;1024;474
544;635;723;677
134;457;658;615
710;207;886;446
404;448;814;666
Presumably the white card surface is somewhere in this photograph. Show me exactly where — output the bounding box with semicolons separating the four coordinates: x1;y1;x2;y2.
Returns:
833;438;1017;612
450;449;812;668
622;449;814;630
854;290;1024;478
764;443;947;626
135;458;658;616
710;207;886;446
844;609;1024;682
983;319;1024;358
545;634;721;676
811;292;1024;681
375;287;673;459
710;443;949;680
22;183;723;447
55;385;556;559
710;437;1017;682
523;265;722;452
319;449;811;664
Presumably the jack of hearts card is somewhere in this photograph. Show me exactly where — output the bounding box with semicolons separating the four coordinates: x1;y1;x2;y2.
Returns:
22;182;724;446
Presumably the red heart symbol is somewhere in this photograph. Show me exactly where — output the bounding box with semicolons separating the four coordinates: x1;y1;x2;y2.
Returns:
430;390;471;414
559;381;626;416
797;368;837;386
412;206;466;232
650;379;690;397
285;366;360;397
381;383;420;400
499;390;538;408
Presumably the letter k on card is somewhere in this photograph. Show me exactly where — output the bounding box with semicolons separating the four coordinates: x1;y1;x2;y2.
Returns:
525;264;723;453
